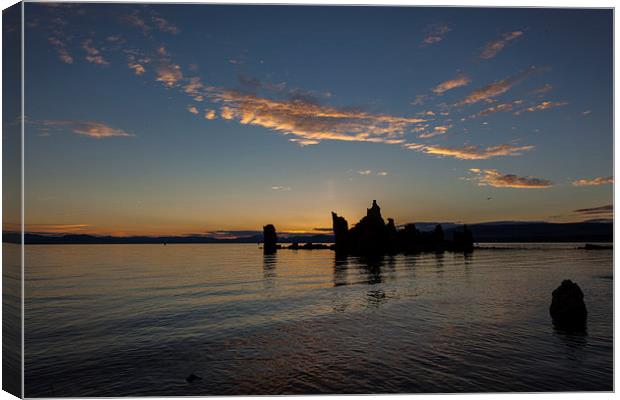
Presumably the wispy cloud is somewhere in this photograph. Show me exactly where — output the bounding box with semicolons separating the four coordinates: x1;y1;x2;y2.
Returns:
151;16;179;34
473;101;521;118
357;169;389;176
419;124;452;139
582;110;592;116
422;23;451;45
21;223;91;234
404;143;534;160
574;204;613;216
572;176;613;186
271;186;291;191
480;30;524;59
187;105;199;115
459;66;540;106
513;100;567;115
40;120;134;138
530;83;553;95
468;168;551;188
83;39;109;65
48;37;73;64
209;90;425;146
432;74;470;94
183;77;204;101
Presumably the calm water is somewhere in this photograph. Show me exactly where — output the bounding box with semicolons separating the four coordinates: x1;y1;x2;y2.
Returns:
21;243;612;396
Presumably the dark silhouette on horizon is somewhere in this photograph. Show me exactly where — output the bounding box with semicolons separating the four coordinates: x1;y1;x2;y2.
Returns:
331;200;474;255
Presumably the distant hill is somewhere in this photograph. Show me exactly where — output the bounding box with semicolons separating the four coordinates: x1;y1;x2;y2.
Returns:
2;221;612;244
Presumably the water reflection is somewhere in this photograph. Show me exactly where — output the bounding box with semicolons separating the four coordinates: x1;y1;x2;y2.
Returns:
358;255;385;285
333;255;349;287
262;253;277;289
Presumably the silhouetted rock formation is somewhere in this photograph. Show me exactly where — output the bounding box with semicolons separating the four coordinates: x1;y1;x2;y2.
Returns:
331;212;349;252
332;200;474;255
263;224;278;254
550;280;587;330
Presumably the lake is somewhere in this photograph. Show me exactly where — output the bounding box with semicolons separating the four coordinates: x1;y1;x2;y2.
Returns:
20;243;612;396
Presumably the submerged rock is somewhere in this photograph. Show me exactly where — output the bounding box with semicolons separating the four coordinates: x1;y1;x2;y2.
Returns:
550;280;587;329
186;374;202;383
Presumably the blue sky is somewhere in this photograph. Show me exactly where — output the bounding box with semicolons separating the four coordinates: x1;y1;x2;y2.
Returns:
17;3;613;235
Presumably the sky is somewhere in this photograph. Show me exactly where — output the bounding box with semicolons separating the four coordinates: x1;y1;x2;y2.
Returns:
9;3;614;236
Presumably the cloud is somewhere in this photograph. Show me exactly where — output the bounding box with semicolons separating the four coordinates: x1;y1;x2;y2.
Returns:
156;62;183;87
422;23;451;45
209;90;425;146
187;105;199;115
574;204;613;216
271;186;291;191
404;143;534;160
411;94;428;106
83;39;109;65
183;77;204;101
530;83;553;95
358;170;372;175
128;62;145;75
377;171;389;176
48;37;73;64
582;110;592;116
513;100;567;115
151;16;179;34
418;124;452;139
204;109;217;120
432;74;470;94
572;176;613;186
469;168;552;188
480;30;524;59
40;120;133;138
459;67;539;106
22;224;91;234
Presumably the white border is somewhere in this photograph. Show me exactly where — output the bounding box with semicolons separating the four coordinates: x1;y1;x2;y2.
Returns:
0;1;616;400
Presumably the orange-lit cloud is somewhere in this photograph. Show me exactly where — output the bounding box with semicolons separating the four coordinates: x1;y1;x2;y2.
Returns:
209;90;425;145
40;120;134;138
404;143;534;160
432;74;470;94
204;109;217;120
48;37;73;63
459;68;540;106
572;176;613;186
17;223;91;234
156;62;183;87
187;105;199;115
480;30;524;59
469;168;552;188
513;100;567;115
83;39;109;65
419;124;452;139
422;23;451;45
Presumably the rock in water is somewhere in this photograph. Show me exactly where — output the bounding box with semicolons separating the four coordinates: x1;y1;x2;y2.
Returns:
186;374;202;383
263;224;278;254
550;280;587;329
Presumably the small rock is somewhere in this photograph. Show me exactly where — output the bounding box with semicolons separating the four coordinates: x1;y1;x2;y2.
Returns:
186;374;202;383
550;279;587;329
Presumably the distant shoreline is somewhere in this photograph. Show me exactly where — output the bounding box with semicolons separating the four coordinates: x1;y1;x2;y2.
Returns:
3;221;612;245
